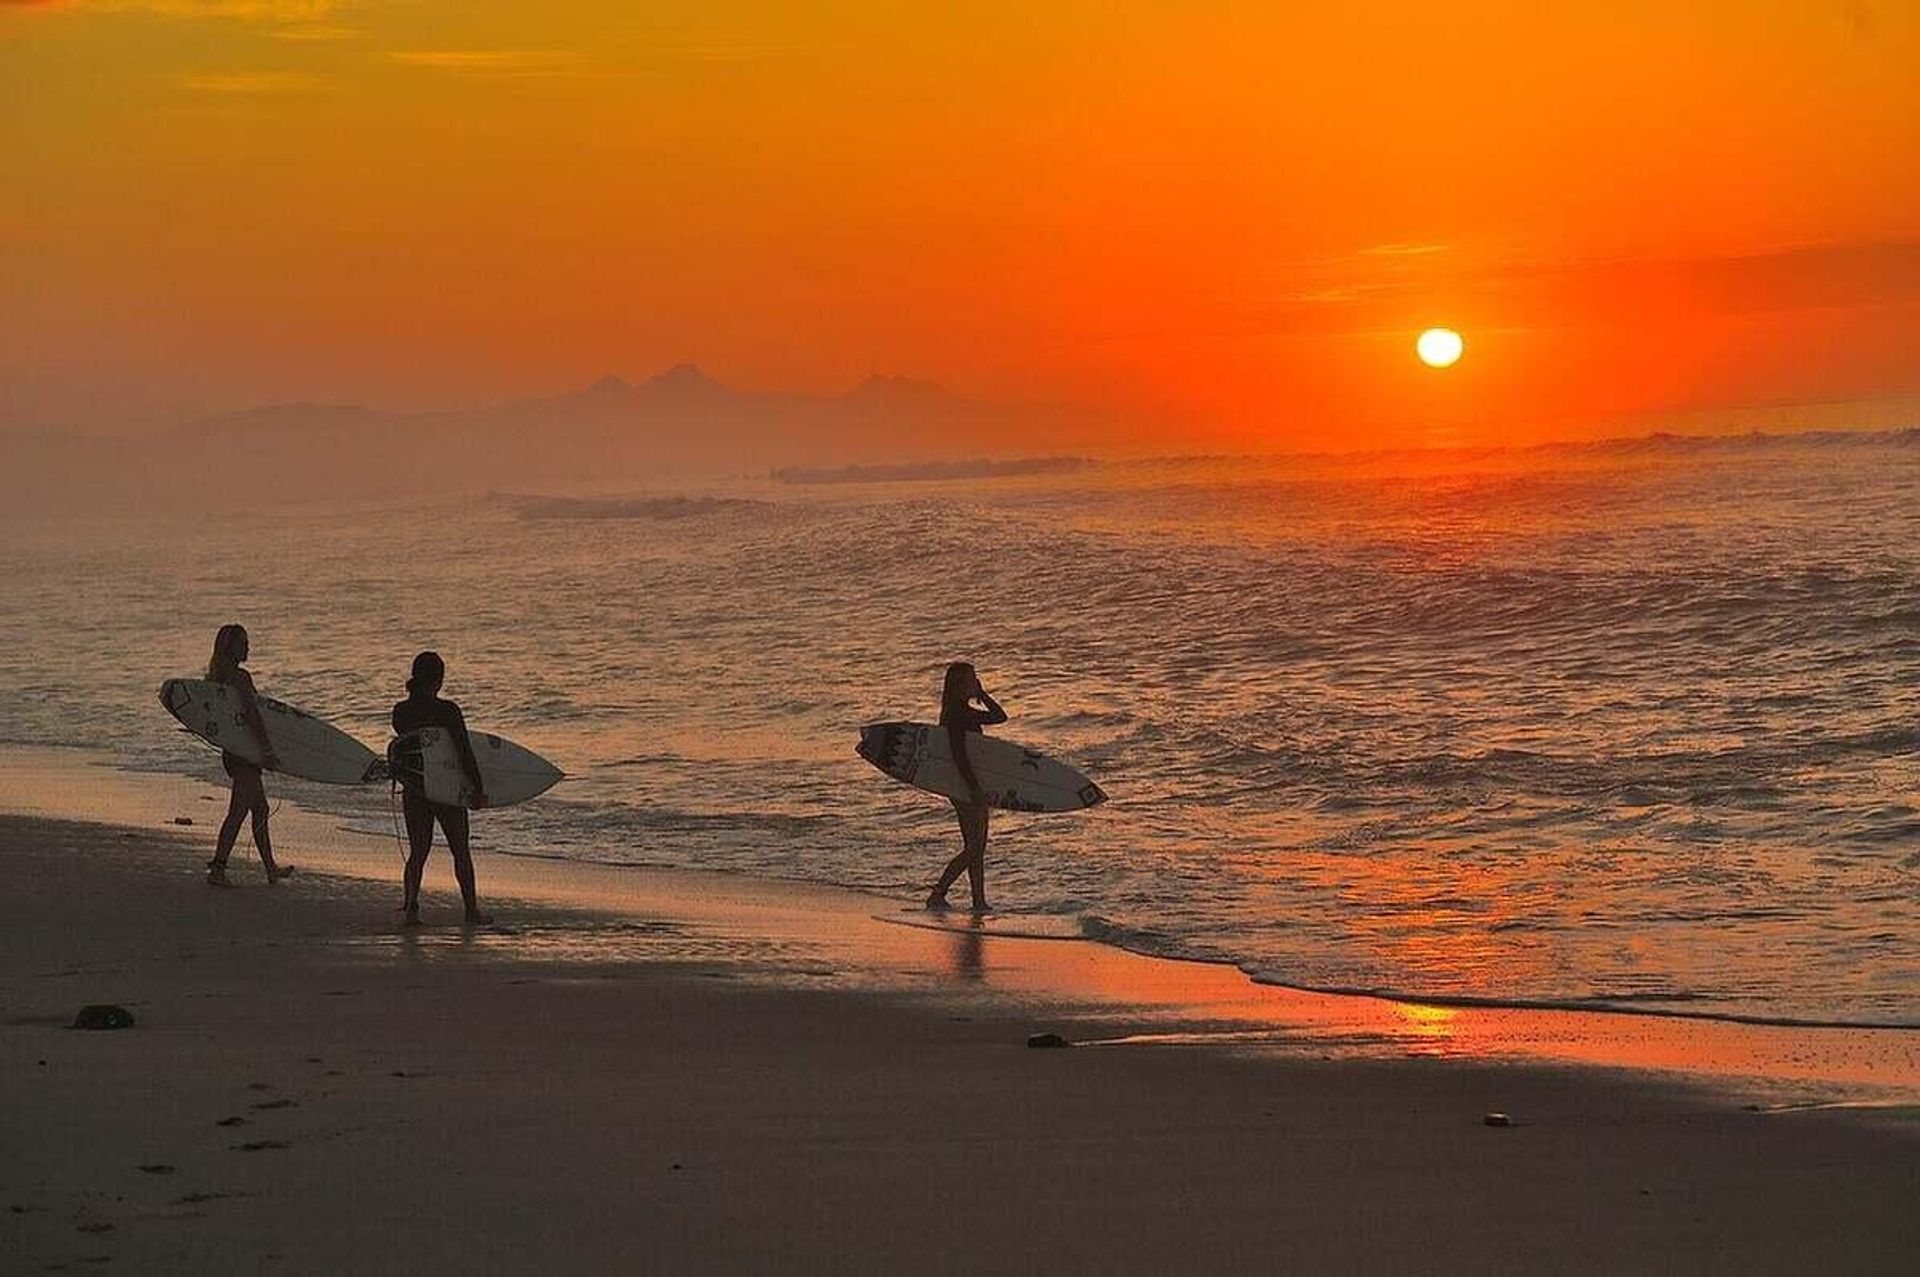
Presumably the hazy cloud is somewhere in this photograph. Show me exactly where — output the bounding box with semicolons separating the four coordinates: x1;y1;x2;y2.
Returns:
67;1;336;15
182;69;323;92
268;22;355;41
1357;243;1452;258
390;49;585;77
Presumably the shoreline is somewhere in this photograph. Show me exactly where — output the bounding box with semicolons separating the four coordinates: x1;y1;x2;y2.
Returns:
4;814;1919;1272
5;742;1919;1107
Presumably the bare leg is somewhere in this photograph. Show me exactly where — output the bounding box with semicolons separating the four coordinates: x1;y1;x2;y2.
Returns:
210;780;250;883
929;802;972;906
442;806;490;925
248;783;287;880
401;791;434;923
962;804;990;912
212;762;269;884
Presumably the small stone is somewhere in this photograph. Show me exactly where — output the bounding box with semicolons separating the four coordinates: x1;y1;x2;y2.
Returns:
215;1117;247;1128
1026;1032;1072;1050
136;1165;176;1175
1483;1112;1513;1127
71;1005;134;1031
171;817;194;826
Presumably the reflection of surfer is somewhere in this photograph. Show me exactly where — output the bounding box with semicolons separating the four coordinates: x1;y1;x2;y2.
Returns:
393;651;492;926
926;662;1007;913
205;624;292;887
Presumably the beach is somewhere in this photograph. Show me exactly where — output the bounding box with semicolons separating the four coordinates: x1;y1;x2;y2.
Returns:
4;760;1916;1274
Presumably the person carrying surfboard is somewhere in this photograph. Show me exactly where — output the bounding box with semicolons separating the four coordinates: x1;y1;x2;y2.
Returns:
204;623;293;887
392;651;492;926
926;661;1007;912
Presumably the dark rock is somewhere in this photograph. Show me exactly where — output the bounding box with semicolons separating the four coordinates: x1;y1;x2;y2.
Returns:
71;1005;134;1031
136;1165;176;1175
171;817;194;826
1026;1032;1072;1049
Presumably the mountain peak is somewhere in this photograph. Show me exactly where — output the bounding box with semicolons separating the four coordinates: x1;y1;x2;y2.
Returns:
584;374;633;396
643;363;725;395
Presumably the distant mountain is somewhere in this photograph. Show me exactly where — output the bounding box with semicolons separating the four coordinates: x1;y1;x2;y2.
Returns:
5;366;1115;509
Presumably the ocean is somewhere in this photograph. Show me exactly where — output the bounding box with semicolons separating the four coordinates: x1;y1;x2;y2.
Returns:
4;432;1916;1026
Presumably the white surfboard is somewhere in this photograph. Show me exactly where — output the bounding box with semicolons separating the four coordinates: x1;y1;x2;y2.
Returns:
158;677;381;786
856;721;1106;813
386;726;562;808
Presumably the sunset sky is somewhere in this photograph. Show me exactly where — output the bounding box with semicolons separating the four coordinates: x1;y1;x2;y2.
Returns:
4;1;1917;450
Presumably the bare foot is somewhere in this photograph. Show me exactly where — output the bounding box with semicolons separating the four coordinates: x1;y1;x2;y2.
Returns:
399;908;422;928
925;891;951;911
464;911;494;928
207;866;233;888
267;865;295;883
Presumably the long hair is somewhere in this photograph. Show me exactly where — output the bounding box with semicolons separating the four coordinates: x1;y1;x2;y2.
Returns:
206;623;247;683
939;661;975;725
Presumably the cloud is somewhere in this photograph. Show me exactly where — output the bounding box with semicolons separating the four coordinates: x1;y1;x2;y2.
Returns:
1260;240;1920;337
268;22;355;41
389;49;585;77
182;68;323;92
8;1;337;16
1357;243;1452;258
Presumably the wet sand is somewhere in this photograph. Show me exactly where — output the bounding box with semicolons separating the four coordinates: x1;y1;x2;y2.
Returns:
2;807;1916;1274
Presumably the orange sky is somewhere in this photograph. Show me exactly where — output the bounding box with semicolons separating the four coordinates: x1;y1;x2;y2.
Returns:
3;1;1917;450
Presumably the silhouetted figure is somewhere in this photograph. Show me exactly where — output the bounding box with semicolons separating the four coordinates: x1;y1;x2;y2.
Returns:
926;661;1007;913
205;624;292;886
393;651;492;926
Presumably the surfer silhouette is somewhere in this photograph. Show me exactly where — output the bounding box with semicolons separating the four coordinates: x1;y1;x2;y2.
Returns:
393;651;492;926
204;623;291;887
926;661;1006;912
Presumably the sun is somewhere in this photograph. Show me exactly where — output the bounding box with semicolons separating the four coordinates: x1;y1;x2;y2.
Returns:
1416;327;1464;368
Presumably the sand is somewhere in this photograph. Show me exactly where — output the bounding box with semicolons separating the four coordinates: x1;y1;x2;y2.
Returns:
2;809;1916;1275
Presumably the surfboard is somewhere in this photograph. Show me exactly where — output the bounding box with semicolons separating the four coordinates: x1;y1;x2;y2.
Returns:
874;909;1088;941
856;721;1106;813
158;677;381;785
386;726;562;808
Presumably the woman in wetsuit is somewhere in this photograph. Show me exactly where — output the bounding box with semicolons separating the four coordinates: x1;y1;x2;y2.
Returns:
205;623;292;886
393;650;492;926
926;661;1007;913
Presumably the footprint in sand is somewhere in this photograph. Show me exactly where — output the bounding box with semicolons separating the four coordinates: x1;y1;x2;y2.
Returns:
232;1140;290;1153
215;1117;248;1128
175;1191;242;1205
136;1164;176;1175
249;1099;297;1111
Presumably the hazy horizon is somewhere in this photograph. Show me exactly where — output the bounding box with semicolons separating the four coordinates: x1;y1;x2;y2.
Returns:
5;3;1918;454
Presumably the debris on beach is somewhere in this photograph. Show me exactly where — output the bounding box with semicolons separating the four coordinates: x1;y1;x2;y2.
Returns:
1026;1032;1072;1049
71;1004;134;1030
1483;1112;1513;1127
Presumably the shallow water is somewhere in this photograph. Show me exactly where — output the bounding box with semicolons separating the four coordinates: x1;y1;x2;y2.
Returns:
3;433;1916;1026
